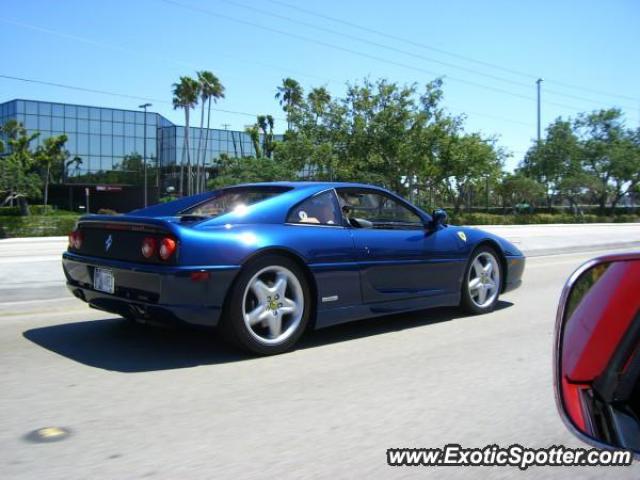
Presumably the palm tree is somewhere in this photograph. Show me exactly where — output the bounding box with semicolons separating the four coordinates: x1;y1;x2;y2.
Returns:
308;87;331;123
275;78;303;131
36;134;68;210
196;71;225;193
266;115;275;158
246;125;261;158
172;76;200;196
257;115;267;155
257;115;275;158
65;156;83;181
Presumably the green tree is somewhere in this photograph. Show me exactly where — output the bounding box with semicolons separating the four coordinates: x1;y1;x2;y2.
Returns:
574;109;639;212
438;132;504;213
208;154;294;188
608;127;640;210
307;87;332;123
275;77;505;208
497;172;545;208
196;71;225;193
246;124;261;159
275;78;304;131
521;118;580;208
172;76;200;196
35;134;68;210
0;120;41;214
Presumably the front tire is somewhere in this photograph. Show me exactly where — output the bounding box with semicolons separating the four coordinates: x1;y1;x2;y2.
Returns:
460;246;502;314
221;255;311;355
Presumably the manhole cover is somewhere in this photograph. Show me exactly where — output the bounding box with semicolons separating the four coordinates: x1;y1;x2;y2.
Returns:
24;427;71;443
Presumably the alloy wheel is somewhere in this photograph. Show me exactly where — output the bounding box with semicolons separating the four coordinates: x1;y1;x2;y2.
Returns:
467;251;500;308
241;265;305;345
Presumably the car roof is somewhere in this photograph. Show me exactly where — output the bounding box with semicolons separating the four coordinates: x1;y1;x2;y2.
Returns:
230;181;389;191
130;180;431;225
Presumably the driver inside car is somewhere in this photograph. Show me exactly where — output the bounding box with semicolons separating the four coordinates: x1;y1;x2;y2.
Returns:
296;195;338;225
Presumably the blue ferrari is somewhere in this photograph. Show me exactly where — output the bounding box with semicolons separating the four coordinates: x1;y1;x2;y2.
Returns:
62;182;525;354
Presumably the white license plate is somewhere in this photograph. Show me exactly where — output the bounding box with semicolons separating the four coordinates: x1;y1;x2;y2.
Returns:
94;268;114;294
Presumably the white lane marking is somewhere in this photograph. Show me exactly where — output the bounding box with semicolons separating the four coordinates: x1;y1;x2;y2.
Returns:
526;247;639;268
0;255;61;263
0;297;74;306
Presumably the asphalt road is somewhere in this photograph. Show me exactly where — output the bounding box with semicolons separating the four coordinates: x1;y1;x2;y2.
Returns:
1;231;640;479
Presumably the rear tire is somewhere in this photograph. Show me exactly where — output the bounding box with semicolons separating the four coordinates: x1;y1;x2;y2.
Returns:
460;246;502;315
220;255;311;355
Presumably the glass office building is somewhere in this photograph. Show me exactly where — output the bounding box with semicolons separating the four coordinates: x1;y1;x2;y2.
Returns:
0;98;265;188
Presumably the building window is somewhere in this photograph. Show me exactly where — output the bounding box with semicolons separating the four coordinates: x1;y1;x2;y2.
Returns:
77;134;89;154
89;134;100;155
65;133;77;151
101;121;112;135
101;136;112;156
65;117;77;132
77;106;89;119
38;116;52;131
39;102;52;116
64;105;77;118
101;109;113;122
25;101;38;115
24;115;38;130
77;119;89;134
52;117;64;131
124;136;135;154
89;120;100;135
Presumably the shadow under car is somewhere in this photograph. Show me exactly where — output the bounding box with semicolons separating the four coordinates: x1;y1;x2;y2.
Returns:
23;301;513;372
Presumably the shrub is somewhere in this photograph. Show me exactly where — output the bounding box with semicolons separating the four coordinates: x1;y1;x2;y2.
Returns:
0;207;22;216
612;214;640;223
0;215;79;238
30;205;55;215
97;208;118;215
447;212;640;226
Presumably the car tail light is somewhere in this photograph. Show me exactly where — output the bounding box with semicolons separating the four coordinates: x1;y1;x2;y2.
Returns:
141;237;157;259
68;230;83;250
159;237;177;261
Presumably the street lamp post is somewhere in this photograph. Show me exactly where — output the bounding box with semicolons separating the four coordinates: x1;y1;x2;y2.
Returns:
139;103;152;207
536;79;543;143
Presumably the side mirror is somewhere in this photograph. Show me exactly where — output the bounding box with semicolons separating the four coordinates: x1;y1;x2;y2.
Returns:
555;253;640;454
429;208;448;230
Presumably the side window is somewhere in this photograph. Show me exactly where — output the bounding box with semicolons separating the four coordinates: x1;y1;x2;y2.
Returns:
287;191;341;226
337;190;422;229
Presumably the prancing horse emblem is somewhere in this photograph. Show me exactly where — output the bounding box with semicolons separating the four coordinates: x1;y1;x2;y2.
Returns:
105;234;113;252
457;231;467;242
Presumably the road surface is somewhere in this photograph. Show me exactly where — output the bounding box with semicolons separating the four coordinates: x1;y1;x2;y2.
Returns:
1;228;639;479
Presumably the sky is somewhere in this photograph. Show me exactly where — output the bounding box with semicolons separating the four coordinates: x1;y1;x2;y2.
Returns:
1;0;638;171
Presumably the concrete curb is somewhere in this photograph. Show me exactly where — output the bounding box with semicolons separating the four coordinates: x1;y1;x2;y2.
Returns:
522;241;640;257
470;223;640;229
0;236;68;243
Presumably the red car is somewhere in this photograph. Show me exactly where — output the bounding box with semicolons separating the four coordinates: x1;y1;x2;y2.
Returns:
555;253;640;452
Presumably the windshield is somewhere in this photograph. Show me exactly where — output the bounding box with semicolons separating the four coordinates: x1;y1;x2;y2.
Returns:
181;186;290;218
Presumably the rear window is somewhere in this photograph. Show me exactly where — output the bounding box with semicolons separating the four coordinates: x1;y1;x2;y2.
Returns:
181;187;290;218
